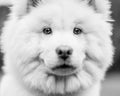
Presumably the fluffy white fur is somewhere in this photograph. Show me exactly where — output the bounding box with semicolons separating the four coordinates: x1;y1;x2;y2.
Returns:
0;0;114;96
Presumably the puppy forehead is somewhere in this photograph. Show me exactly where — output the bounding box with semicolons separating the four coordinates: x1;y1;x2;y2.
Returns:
31;1;93;25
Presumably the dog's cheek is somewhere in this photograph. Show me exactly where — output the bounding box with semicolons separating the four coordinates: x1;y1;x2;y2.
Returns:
85;33;113;69
40;49;58;68
23;69;48;91
80;33;113;88
71;51;86;69
84;60;104;81
70;36;87;69
6;31;42;75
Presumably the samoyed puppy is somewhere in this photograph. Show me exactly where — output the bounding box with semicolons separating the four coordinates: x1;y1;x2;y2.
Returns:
0;0;114;96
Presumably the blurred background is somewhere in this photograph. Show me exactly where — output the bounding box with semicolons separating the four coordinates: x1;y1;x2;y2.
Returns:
0;0;120;96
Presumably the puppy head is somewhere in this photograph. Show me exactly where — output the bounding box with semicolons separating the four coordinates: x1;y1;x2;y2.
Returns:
1;0;114;95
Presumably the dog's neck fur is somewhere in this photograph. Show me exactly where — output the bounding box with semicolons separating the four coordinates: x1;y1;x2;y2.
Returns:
29;82;100;96
10;76;100;96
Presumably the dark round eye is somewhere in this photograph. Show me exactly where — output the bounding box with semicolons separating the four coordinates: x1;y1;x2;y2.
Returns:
43;27;52;35
73;27;83;35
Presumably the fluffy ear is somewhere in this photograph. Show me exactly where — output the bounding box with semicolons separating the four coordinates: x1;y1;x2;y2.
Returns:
13;0;42;16
30;0;41;7
0;0;41;17
87;0;112;20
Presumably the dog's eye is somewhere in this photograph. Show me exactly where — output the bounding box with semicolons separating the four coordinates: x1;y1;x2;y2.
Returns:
43;27;52;35
73;27;83;35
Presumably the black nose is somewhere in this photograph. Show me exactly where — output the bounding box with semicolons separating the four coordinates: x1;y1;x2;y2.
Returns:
56;46;73;60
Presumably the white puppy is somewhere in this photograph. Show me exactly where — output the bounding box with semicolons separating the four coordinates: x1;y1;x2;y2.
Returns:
0;0;114;96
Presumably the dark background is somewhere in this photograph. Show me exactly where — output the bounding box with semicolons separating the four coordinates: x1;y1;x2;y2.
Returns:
1;0;120;73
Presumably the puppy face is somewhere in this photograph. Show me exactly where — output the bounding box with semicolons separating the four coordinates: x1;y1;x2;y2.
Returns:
1;0;113;95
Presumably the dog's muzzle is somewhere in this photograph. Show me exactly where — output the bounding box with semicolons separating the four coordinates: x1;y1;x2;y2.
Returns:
49;45;77;76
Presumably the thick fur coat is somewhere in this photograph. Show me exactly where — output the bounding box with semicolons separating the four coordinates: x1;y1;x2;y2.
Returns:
0;0;114;96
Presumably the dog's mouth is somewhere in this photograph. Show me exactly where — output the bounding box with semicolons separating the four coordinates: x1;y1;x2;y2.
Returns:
50;64;77;76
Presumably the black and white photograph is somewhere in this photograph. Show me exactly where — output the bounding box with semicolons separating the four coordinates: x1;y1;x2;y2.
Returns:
0;0;120;96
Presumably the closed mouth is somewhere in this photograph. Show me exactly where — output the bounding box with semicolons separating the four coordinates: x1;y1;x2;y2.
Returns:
50;64;77;76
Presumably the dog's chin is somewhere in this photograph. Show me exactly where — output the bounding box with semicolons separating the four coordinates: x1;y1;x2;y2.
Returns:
45;70;81;94
23;60;94;95
40;64;92;95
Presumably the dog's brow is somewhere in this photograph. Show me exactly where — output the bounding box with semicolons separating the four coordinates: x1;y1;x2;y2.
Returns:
41;19;52;26
74;20;83;25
